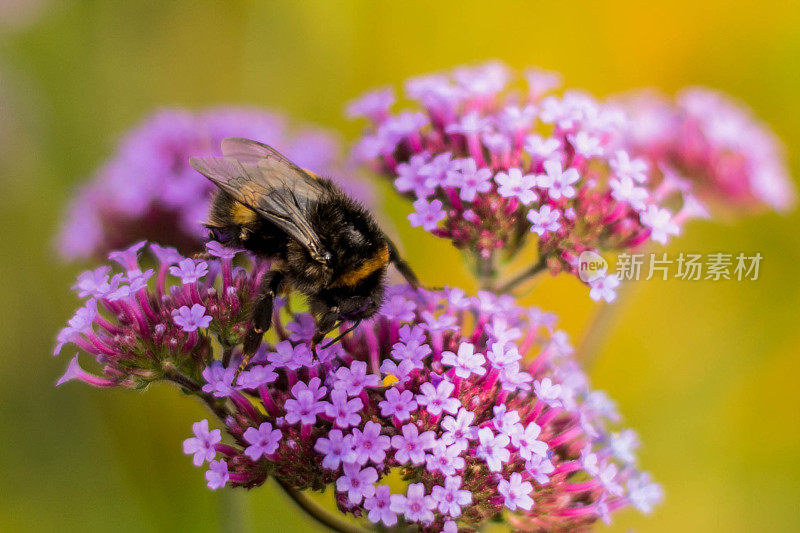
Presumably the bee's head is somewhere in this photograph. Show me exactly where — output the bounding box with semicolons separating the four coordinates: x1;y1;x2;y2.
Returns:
337;284;384;321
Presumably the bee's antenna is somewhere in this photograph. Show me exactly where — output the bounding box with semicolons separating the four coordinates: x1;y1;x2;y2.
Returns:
320;320;361;350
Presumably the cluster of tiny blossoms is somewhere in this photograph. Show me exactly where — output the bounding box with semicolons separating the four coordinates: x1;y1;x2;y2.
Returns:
57;107;370;260
349;62;706;299
615;88;796;213
56;241;661;531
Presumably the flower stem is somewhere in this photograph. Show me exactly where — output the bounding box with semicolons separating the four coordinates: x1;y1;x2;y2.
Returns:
476;253;497;291
495;255;548;294
577;279;633;369
274;478;368;533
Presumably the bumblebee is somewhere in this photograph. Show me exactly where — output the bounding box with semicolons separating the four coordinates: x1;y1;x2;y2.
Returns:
189;138;419;373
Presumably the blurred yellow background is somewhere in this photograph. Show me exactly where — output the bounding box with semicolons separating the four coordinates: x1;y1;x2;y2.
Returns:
2;1;799;531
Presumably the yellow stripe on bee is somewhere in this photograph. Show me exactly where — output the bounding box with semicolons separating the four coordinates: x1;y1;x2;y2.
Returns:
331;244;389;287
231;201;257;225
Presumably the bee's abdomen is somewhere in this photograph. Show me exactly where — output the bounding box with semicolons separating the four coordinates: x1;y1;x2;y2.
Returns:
206;191;288;257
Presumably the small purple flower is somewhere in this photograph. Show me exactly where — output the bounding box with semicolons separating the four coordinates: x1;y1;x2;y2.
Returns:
268;340;314;371
205;459;229;490
610;150;648;184
350;421;391;465
498;472;534;511
398;324;427;345
346;87;395;121
568;131;603;158
391;340;432;368
172;304;212;332
441;342;486;379
536;160;580;200
333;360;380;396
72;267;112;298
284;390;326;426
416;379;460;416
378;387;418;421
525;454;555;485
364;485;397;526
524;134;561;160
609;429;640;464
512;422;548;461
243;422;282;460
627;473;663;514
108;241;147;272
408;198;445;231
201;362;236;397
390;483;436;524
336;463;378;505
533;377;563;407
205;240;239;259
475;427;510;472
441;408;477;452
380;295;416;322
183;419;221;466
391;423;435;465
640;205;679;244
421;311;459;333
169;258;209;284
396;153;435;198
495;168;538;205
527;204;561;236
379;358;415;384
610;175;649;211
291;377;327;401
425;443;466;477
588;274;621;303
287;313;317;342
431;475;472;517
314;430;355;470
446;159;493;202
445;111;491;136
236;365;278;389
492;405;523;440
325;389;364;429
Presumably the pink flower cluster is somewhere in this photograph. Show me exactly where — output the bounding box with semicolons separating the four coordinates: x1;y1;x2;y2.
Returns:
616;88;796;213
55;242;661;531
57;107;369;260
349;62;706;298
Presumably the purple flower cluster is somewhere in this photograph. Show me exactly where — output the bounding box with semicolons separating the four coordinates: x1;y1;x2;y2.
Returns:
57;107;370;260
349;62;706;296
616;88;796;213
55;242;661;530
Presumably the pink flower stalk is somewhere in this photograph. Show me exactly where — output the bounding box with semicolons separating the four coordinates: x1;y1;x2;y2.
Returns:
616;88;796;213
55;242;662;531
349;62;699;296
57;107;370;260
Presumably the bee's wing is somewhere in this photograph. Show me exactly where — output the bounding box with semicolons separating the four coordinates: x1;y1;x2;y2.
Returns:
221;137;295;164
189;143;332;266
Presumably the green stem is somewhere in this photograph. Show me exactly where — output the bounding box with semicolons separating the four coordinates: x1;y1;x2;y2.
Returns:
495;255;548;294
576;279;633;369
274;478;368;533
476;253;497;291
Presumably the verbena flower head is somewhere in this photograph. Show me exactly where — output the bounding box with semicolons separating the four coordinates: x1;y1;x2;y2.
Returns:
57;107;371;260
616;88;796;213
349;61;702;295
55;242;661;530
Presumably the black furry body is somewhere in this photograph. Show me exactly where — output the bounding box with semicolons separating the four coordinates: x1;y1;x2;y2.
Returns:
189;137;419;373
207;181;389;324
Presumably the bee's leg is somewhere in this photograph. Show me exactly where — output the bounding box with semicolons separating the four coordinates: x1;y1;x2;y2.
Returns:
311;309;341;350
238;270;285;377
385;236;420;289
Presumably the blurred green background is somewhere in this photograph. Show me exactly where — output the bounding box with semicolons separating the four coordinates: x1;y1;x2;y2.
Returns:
2;1;799;531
